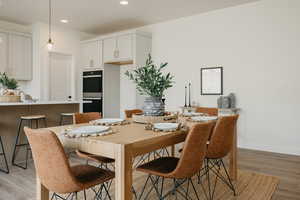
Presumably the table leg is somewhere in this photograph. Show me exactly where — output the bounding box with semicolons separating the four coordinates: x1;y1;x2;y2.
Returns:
115;144;133;200
36;176;49;200
229;124;238;181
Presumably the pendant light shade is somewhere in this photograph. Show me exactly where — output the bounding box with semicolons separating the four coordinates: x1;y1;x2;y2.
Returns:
47;0;53;51
47;38;53;51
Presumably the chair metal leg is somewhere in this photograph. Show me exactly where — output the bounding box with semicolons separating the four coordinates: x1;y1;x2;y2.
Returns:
102;184;112;200
205;159;212;200
0;136;9;174
83;190;87;200
138;174;160;200
51;193;75;200
139;174;201;200
220;159;236;196
205;158;237;199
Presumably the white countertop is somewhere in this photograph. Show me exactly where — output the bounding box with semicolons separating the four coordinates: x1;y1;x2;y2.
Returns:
0;100;86;106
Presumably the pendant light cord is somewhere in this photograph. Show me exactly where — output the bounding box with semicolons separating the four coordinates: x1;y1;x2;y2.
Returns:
49;0;52;40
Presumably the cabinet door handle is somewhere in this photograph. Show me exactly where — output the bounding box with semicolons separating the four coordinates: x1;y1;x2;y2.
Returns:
90;59;94;67
114;50;119;58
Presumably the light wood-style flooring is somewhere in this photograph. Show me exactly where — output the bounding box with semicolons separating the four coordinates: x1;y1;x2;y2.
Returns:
0;148;299;200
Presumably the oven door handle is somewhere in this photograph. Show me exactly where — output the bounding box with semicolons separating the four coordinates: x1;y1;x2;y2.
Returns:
83;98;102;100
83;75;102;78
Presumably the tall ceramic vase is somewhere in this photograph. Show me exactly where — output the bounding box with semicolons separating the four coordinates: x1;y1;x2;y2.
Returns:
143;96;165;116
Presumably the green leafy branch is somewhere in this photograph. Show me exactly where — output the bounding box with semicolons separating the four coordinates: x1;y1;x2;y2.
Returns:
125;54;174;97
0;73;19;90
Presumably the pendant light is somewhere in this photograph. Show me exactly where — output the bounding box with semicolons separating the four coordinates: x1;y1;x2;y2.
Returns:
47;0;54;51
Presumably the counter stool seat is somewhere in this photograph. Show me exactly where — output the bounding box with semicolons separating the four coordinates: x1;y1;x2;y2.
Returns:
12;115;47;170
61;113;74;116
21;115;46;120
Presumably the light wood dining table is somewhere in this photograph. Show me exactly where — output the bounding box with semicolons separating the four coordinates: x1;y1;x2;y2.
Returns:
36;120;238;200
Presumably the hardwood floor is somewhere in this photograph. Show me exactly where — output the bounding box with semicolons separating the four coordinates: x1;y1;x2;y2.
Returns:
237;149;300;200
0;148;299;200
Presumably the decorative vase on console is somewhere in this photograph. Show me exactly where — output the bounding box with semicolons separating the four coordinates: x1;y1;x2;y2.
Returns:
125;54;174;116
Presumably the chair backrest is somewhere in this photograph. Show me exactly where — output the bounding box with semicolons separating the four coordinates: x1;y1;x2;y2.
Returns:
170;122;214;179
24;127;81;193
73;112;101;124
206;115;239;159
195;107;218;116
124;109;143;118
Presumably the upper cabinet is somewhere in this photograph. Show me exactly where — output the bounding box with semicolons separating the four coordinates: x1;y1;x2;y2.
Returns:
0;33;8;74
8;34;32;81
103;34;133;64
0;32;32;81
103;38;116;63
81;40;102;69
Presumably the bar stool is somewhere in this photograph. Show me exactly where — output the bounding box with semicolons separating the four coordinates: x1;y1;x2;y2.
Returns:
59;113;74;125
0;135;9;173
12;115;47;170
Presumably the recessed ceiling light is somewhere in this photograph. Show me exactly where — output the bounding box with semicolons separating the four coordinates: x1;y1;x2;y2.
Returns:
120;0;128;5
60;19;69;23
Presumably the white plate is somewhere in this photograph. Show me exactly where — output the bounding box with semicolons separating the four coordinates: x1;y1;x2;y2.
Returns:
182;112;203;117
153;123;179;131
191;116;218;122
68;126;110;136
93;118;125;124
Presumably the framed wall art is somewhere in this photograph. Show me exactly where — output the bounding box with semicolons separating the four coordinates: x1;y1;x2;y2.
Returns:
201;67;223;95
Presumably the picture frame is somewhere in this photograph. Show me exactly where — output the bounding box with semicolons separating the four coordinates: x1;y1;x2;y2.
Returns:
201;67;223;95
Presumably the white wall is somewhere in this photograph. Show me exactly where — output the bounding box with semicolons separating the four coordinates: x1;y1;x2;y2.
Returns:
138;0;300;155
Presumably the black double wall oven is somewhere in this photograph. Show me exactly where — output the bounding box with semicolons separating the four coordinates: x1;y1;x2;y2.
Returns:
83;70;103;113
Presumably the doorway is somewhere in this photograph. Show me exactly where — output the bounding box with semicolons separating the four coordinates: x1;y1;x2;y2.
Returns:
49;52;73;101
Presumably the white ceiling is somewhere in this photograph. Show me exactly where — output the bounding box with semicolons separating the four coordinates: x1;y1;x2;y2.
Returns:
0;0;258;34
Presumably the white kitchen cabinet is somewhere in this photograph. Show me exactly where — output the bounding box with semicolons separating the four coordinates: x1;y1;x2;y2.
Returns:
81;40;102;68
0;32;8;74
8;34;32;80
103;38;116;63
117;34;133;61
103;34;133;63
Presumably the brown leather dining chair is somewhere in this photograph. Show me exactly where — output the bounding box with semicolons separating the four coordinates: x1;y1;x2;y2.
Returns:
124;109;143;119
136;122;215;200
204;115;239;200
73;112;116;199
73;112;102;124
24;127;114;200
196;107;219;116
73;112;115;168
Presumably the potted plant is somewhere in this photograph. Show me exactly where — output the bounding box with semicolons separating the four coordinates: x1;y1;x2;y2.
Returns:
0;72;20;102
125;55;174;116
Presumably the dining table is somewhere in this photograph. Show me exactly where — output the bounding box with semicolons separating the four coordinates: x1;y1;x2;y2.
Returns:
36;118;238;200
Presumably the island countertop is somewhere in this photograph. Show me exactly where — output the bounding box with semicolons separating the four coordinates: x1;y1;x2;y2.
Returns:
0;100;86;106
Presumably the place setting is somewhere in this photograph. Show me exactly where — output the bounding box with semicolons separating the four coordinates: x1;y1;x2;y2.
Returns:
89;118;130;126
62;125;114;138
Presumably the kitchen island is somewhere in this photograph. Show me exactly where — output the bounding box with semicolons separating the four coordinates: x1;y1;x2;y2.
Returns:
0;101;82;164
